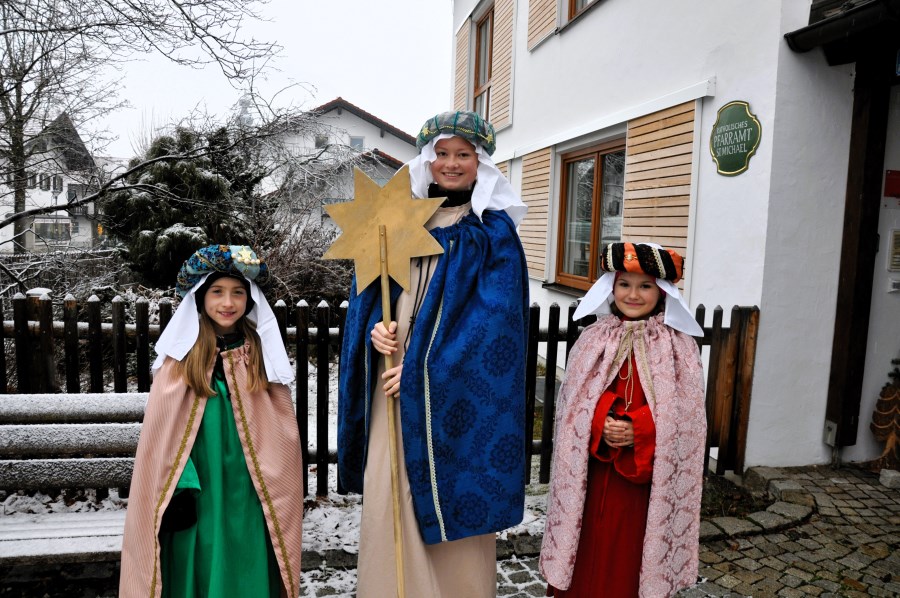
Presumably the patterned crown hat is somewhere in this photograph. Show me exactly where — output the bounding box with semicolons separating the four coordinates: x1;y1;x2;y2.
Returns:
599;242;684;284
416;110;496;156
175;244;270;297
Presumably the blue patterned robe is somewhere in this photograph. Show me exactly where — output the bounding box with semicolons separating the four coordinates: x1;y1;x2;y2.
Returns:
338;209;529;544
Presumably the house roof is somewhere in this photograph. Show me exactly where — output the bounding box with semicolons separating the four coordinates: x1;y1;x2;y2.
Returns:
362;148;405;169
313;97;417;146
32;113;96;171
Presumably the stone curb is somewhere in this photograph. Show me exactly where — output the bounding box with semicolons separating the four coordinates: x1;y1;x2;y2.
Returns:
699;466;815;542
302;467;817;571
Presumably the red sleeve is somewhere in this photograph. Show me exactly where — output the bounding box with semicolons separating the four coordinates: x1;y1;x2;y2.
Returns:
589;390;618;458
611;404;655;483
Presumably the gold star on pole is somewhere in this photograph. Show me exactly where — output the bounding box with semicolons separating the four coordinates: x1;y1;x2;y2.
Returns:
324;166;445;294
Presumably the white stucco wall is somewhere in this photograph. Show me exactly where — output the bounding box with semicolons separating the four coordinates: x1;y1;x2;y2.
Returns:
842;85;900;463
743;41;854;468
315;110;417;163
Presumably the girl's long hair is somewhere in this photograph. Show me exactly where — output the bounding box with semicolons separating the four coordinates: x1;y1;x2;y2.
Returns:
176;312;269;398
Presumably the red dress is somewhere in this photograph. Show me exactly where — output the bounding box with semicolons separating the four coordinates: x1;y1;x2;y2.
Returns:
548;354;656;597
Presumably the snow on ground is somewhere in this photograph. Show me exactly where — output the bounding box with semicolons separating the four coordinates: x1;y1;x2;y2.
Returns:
2;357;550;597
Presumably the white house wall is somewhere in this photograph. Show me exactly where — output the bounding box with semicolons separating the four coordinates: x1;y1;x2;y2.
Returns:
744;2;856;467
315;110;418;163
451;1;795;308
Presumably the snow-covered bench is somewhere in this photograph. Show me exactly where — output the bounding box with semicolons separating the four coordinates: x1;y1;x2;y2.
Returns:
0;392;146;567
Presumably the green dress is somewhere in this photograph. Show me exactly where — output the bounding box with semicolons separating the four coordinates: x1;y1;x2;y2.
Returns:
160;339;281;597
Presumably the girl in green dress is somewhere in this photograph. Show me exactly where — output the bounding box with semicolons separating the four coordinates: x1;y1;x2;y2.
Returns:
120;245;304;598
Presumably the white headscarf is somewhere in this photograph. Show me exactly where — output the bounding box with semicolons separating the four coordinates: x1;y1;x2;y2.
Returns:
573;272;704;337
407;133;528;226
152;273;295;384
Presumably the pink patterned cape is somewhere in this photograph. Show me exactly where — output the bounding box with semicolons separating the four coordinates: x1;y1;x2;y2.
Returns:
540;314;706;597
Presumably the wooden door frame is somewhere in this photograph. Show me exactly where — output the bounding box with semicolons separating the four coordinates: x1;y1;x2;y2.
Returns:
825;48;896;446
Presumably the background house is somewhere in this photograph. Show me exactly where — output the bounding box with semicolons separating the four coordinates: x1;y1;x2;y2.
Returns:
449;0;900;468
0;113;100;252
260;96;419;228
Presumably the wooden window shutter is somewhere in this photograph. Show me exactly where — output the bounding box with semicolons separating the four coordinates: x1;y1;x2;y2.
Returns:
622;101;695;263
528;0;557;50
520;148;552;278
454;22;471;111
490;0;515;127
496;160;510;178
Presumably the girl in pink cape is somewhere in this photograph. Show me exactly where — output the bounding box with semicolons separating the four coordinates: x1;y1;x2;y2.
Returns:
541;242;706;597
119;245;303;598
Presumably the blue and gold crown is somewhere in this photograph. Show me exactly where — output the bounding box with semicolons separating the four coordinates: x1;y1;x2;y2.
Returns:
175;244;269;297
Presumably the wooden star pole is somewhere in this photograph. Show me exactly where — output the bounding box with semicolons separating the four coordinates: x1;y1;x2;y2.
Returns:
324;166;444;598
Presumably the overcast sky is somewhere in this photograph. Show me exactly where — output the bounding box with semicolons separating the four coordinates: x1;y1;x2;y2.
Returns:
97;0;454;158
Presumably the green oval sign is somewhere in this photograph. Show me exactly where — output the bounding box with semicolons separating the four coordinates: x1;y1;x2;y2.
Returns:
710;101;761;176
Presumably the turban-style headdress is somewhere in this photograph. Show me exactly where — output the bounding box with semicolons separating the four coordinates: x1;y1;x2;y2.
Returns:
416;110;496;156
574;242;703;337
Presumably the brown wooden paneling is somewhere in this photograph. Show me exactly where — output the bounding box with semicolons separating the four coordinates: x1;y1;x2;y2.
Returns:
629;101;693;128
622;101;695;259
520;147;552;278
625;132;693;156
454;23;471;111
491;0;515;127
528;0;556;49
625;142;694;166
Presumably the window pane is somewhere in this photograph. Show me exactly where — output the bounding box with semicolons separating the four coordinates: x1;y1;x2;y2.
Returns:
597;150;625;270
474;91;488;119
573;0;591;14
477;14;492;87
562;158;595;278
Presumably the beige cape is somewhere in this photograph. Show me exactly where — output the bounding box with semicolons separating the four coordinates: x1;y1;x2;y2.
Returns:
119;346;304;598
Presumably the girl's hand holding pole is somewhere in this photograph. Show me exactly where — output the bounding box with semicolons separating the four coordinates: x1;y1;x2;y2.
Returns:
371;321;399;355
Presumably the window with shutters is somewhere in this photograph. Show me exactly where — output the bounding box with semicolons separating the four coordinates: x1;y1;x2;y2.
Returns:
555;139;625;290
473;8;493;119
569;0;597;19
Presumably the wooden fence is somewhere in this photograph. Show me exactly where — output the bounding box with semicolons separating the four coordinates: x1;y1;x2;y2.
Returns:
0;293;759;496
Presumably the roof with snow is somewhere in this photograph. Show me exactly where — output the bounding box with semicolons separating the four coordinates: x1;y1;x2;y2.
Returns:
313;98;416;147
29;113;96;171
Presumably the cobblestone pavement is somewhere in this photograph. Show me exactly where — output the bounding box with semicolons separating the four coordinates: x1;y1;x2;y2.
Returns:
494;464;900;598
3;465;896;597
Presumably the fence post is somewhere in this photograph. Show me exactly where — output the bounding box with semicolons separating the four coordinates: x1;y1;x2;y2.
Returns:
316;301;330;497
540;303;561;484
335;301;348;496
64;294;80;393
694;304;707;350
732;306;760;474
12;293;30;393
274;300;287;345
159;298;172;336
38;292;59;393
524;303;540;483
112;296;127;392
88;295;103;393
707;306;727;474
136;298;150;392
296;300;310;497
564;301;579;366
695;304;713;475
0;297;6;393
